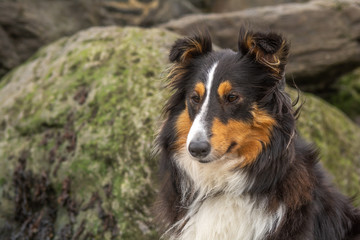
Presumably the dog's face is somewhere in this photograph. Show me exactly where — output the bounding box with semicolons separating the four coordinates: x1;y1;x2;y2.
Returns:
167;29;289;167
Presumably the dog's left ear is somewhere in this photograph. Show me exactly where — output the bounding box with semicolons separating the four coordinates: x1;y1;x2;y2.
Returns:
169;32;212;63
238;28;289;79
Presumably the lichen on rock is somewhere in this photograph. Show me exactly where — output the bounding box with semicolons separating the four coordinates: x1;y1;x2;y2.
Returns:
0;26;178;239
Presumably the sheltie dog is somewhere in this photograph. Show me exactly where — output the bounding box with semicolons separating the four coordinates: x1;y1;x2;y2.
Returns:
154;27;360;240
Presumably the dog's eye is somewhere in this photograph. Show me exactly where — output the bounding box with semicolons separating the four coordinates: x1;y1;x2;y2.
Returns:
227;94;238;103
191;95;200;104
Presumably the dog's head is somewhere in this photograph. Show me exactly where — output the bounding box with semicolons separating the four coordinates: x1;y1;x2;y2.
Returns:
164;28;291;168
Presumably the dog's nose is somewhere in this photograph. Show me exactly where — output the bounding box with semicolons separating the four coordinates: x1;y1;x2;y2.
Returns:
188;141;211;158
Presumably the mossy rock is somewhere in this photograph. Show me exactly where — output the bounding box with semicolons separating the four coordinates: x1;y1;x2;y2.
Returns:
0;26;178;240
0;26;359;240
326;67;360;123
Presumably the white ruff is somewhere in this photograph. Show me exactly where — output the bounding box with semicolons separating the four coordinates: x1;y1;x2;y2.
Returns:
166;151;285;240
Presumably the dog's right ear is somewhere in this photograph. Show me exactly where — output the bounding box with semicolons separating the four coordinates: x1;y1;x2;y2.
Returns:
238;27;289;79
169;32;212;63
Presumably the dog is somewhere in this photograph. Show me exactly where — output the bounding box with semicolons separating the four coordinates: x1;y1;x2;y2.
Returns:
154;27;360;240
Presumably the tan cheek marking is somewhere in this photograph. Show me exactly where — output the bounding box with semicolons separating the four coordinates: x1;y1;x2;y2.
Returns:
211;118;249;159
217;81;232;98
194;82;205;99
211;108;276;167
175;107;193;150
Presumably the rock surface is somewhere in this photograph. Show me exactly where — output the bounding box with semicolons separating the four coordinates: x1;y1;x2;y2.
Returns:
0;1;93;78
324;67;360;125
210;0;308;12
0;26;359;239
0;26;179;240
162;0;360;91
0;0;203;79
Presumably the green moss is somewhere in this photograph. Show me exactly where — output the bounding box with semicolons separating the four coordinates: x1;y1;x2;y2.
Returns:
0;178;6;187
14;104;70;136
327;67;360;120
0;26;177;239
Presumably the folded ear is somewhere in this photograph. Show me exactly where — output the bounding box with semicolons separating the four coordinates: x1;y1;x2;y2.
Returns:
169;32;212;63
238;28;289;79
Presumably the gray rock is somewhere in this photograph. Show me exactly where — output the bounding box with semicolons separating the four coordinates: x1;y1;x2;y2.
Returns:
0;1;93;79
0;26;19;77
0;0;204;79
210;0;308;13
0;26;179;240
161;0;360;91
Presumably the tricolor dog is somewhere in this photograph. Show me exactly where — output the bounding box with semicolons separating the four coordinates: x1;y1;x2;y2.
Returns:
154;28;360;240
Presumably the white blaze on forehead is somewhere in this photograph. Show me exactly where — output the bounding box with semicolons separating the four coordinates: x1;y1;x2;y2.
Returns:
186;62;218;149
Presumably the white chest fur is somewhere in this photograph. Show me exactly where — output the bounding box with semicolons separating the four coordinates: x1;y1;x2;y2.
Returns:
174;195;284;240
168;152;285;240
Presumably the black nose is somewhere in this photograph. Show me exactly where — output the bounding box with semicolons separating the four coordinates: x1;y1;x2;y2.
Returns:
189;141;211;158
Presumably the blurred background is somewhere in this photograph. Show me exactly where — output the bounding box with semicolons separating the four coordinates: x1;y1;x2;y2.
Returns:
0;0;359;239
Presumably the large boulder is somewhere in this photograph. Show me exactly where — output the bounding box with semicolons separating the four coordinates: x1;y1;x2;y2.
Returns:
0;26;178;240
162;0;360;91
0;0;206;79
0;26;359;239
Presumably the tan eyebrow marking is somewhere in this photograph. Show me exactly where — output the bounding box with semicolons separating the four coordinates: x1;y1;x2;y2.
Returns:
217;81;232;98
194;82;205;98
